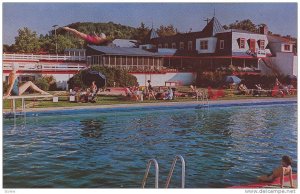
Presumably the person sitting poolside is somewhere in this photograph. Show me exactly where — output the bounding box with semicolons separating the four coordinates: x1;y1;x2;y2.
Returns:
62;26;107;45
189;85;199;98
163;87;174;100
147;80;156;100
124;87;139;101
88;81;98;103
258;155;294;188
4;64;49;98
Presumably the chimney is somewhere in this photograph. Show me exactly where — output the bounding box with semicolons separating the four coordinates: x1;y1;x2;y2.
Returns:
259;25;268;35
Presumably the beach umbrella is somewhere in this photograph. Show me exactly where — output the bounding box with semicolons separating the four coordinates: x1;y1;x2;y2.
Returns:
82;70;106;88
225;76;241;84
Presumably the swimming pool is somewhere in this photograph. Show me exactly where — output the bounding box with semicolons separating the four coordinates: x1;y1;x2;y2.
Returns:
3;102;297;188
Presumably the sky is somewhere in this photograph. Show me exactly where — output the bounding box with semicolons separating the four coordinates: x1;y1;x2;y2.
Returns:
2;2;298;45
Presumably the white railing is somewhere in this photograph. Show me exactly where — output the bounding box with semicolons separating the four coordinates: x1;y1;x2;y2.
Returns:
3;63;87;72
3;53;86;61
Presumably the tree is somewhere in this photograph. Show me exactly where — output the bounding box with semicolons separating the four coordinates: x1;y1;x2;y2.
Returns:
157;24;177;37
56;35;78;53
3;44;14;53
68;66;138;89
33;76;50;91
132;22;150;43
228;19;257;33
14;27;41;53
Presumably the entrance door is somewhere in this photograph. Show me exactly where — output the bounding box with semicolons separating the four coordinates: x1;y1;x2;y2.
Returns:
249;39;256;52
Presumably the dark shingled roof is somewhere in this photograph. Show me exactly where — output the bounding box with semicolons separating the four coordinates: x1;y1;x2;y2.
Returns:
202;17;225;36
150;17;226;42
87;45;159;56
267;35;296;44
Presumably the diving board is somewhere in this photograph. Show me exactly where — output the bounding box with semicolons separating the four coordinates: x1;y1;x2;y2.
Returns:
4;95;53;113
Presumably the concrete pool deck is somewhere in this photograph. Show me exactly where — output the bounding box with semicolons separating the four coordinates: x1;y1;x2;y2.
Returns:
4;97;297;113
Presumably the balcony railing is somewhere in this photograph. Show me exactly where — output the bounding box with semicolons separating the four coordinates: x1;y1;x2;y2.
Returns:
3;53;86;61
3;63;88;72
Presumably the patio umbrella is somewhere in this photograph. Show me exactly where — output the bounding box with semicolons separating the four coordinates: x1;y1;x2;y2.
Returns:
286;75;297;85
225;76;241;84
82;70;106;88
287;75;297;80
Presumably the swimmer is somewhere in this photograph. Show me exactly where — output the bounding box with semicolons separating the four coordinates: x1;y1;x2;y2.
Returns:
4;64;49;98
62;26;107;45
258;155;294;188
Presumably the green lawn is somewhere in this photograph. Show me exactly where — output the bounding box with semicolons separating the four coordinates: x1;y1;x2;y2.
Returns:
3;88;296;110
3;94;296;110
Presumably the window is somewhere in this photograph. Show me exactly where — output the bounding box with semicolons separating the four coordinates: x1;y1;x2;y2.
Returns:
220;40;224;49
172;42;176;49
164;43;169;48
259;40;265;50
200;40;208;50
179;42;185;50
158;44;162;48
284;44;291;51
188;41;193;51
239;38;245;49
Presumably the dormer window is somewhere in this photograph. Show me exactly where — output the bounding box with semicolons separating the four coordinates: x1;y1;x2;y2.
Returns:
200;40;208;50
239;38;245;49
284;44;291;51
172;42;176;49
179;42;184;50
164;43;169;48
259;40;265;50
220;40;224;49
188;41;193;50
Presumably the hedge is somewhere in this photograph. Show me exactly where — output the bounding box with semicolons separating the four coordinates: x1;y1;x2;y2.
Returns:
68;66;138;89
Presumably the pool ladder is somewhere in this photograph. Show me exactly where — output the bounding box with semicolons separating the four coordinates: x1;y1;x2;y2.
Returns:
141;159;159;188
141;155;185;188
196;89;209;107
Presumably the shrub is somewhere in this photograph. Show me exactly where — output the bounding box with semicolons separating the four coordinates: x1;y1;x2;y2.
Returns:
43;75;57;91
34;77;50;91
196;71;287;89
3;81;9;94
196;71;229;88
68;66;138;89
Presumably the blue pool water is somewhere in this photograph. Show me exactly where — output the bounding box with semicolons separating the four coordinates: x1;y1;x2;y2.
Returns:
3;103;297;188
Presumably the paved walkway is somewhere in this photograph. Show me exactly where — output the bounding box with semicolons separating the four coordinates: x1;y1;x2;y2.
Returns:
7;97;296;113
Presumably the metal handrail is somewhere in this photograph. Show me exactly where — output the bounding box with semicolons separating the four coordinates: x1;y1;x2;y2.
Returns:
141;159;159;188
165;155;185;188
196;90;209;107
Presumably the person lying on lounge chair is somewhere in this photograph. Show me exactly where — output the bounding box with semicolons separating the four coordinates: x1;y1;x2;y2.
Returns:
238;83;250;95
4;65;49;98
253;84;269;96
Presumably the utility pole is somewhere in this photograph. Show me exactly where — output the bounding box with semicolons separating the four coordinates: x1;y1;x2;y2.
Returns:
52;25;58;54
